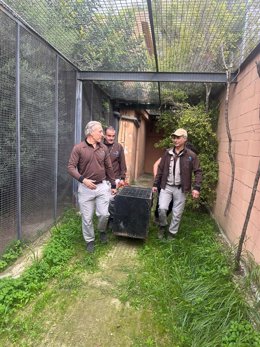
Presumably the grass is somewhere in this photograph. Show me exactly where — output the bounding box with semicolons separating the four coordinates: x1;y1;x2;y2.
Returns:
0;208;260;346
0;209;114;344
0;241;24;271
118;209;260;347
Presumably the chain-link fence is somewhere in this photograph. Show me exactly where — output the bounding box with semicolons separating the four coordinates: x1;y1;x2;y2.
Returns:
0;9;115;254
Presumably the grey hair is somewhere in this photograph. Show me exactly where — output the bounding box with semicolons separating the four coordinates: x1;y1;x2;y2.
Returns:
84;121;102;136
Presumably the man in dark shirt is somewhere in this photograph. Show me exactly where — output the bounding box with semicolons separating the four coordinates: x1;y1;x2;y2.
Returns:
68;121;117;253
152;128;202;240
104;126;127;188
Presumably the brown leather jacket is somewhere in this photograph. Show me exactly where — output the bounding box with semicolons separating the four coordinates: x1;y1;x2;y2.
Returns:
104;141;127;180
153;147;202;193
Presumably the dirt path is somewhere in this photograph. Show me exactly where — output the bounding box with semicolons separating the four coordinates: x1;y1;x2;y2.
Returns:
37;239;151;347
3;176;166;346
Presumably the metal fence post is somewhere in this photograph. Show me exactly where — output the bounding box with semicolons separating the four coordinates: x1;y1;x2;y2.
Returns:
73;78;82;202
15;22;22;240
54;55;59;221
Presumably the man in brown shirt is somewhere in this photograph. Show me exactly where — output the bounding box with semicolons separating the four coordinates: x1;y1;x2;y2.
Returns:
104;126;127;188
68;121;117;253
152;128;202;240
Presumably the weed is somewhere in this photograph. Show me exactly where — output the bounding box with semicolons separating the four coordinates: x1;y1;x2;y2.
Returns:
0;241;24;271
0;209;110;338
118;210;260;347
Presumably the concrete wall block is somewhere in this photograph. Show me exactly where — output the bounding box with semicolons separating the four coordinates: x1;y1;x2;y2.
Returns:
243;222;260;263
255;78;260;93
219;160;233;176
228;116;244;131
235;154;260;173
233;177;255;202
217;171;230;192
233;139;249;155
251;108;260;126
224;215;243;244
249;206;260;230
234;59;259;95
254;186;260;210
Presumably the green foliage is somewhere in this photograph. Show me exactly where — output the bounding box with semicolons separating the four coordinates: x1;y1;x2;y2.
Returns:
74;8;150;71
222;320;260;346
0;209;113;333
179;105;218;208
0;210;82;326
161;88;189;106
156;103;218;208
0;241;23;271
155;0;247;72
118;210;260;347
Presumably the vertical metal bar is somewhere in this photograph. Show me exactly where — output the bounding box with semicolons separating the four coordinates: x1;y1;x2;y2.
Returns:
240;0;249;64
54;55;59;221
73;78;82;201
147;0;159;71
75;79;82;144
146;0;161;105
90;81;93;120
15;23;22;239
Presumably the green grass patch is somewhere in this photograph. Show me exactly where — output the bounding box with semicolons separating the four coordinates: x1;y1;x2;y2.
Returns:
0;241;24;271
1;208;260;346
118;210;260;347
0;209;113;344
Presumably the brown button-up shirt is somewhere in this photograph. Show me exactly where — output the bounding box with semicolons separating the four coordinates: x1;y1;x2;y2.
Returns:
67;140;116;188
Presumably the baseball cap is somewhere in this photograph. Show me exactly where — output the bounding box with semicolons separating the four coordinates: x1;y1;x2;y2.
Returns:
172;128;188;138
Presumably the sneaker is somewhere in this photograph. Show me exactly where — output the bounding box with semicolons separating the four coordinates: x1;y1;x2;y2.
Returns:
167;232;176;240
107;218;113;230
154;216;159;225
86;241;95;253
100;232;108;244
158;226;166;240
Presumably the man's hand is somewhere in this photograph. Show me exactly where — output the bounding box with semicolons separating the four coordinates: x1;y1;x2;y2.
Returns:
116;179;126;189
152;187;158;193
111;188;117;195
192;190;200;199
82;178;97;190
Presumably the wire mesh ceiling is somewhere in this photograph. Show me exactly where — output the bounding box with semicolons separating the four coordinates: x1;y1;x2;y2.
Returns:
2;0;260;105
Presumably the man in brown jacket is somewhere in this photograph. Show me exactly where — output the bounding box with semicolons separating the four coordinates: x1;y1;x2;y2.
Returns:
68;121;117;253
152;128;202;240
104;126;127;188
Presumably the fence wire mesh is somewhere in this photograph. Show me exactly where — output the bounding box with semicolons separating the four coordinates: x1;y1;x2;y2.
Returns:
2;0;260;73
57;59;77;216
0;11;17;253
82;81;115;130
2;0;259;106
0;8;113;253
20;27;56;240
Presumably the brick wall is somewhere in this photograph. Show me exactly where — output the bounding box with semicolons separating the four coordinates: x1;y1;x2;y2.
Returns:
213;50;260;263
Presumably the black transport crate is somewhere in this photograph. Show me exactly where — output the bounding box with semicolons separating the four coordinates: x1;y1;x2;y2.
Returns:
112;186;153;239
